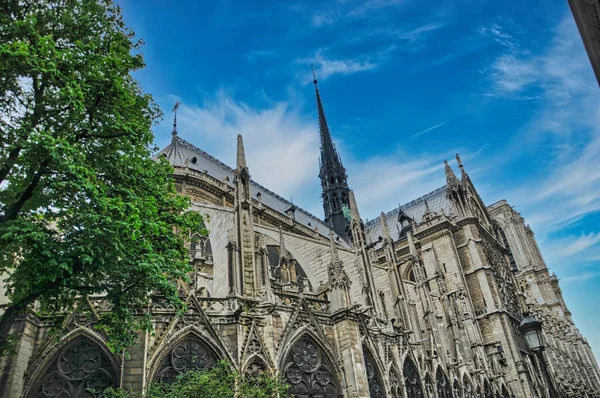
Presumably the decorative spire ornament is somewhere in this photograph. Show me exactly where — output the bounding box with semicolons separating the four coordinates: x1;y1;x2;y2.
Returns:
172;101;181;138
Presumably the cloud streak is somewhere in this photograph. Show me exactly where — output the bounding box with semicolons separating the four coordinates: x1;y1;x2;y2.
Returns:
412;120;449;137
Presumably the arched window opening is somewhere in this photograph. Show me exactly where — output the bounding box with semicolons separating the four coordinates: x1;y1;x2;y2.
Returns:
363;346;386;398
154;336;218;384
424;374;435;398
463;375;475;398
403;357;424;398
453;379;461;398
476;386;482;397
282;336;340;398
484;380;493;398
245;358;268;378
407;265;416;282
30;337;117;398
501;385;510;398
436;368;453;398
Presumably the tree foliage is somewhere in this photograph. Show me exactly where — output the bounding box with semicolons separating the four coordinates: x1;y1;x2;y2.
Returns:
0;0;201;354
104;362;289;398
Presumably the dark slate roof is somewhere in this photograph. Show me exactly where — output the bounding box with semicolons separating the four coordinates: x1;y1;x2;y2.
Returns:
364;186;451;249
155;136;348;246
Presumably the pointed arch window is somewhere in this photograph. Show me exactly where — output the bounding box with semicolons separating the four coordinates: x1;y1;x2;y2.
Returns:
436;368;453;398
453;379;461;398
363;346;386;398
501;385;510;398
154;336;218;384
484;380;493;398
462;375;475;398
424;374;435;398
30;337;118;398
245;358;268;378
403;357;424;398
282;336;341;398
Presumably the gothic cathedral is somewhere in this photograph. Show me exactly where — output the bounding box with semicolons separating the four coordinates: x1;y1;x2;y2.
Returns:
1;81;599;398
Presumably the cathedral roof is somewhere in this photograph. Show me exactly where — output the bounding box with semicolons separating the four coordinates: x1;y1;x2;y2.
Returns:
155;136;349;246
364;186;451;248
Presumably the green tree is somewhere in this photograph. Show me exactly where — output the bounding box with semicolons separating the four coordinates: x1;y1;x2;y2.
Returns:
104;362;289;398
0;0;200;354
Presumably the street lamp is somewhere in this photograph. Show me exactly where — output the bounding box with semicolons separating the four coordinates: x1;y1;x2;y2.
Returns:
519;314;559;398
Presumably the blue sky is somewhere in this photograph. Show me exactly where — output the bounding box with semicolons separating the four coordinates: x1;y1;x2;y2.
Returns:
118;0;600;358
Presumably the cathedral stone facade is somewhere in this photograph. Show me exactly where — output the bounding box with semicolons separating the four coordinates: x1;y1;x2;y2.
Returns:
1;82;599;398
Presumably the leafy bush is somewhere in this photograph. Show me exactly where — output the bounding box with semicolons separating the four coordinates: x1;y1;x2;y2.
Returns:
104;361;289;398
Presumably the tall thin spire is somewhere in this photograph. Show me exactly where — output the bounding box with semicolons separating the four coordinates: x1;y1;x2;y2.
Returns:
172;101;181;139
313;67;340;170
313;68;351;243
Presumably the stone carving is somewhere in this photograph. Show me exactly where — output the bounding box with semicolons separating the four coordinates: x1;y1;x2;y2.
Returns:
283;337;340;397
32;337;116;398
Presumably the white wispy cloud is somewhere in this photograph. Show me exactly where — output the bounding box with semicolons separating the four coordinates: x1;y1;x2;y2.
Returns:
296;49;388;83
479;23;516;48
412;120;449;137
561;271;600;283
311;0;404;27
159;90;320;207
542;232;600;264
487;14;600;232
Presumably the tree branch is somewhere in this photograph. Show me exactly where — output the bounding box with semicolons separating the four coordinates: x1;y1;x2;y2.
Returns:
0;158;50;223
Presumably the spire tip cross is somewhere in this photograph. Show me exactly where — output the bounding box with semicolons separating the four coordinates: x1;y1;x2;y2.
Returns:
311;64;317;85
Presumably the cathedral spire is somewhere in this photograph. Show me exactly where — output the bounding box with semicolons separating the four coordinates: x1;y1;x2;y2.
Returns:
313;70;351;243
314;70;340;171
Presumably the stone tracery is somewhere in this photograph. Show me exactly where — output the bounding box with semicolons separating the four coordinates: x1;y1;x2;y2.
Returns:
282;336;340;398
154;335;218;384
30;337;117;398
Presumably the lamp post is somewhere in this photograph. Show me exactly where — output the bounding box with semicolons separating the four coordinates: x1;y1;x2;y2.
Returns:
519;314;559;398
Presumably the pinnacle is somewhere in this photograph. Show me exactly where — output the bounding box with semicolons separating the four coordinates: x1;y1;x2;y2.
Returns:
236;134;247;171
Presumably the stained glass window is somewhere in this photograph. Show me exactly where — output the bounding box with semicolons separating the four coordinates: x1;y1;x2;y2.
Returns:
363;347;386;398
154;336;218;384
436;368;454;398
282;337;341;398
32;337;117;398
